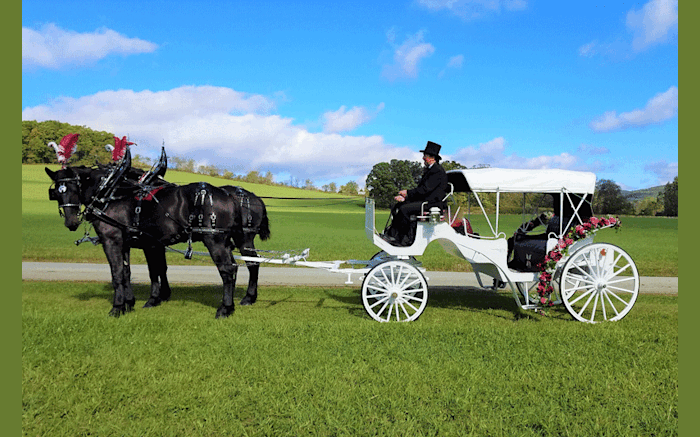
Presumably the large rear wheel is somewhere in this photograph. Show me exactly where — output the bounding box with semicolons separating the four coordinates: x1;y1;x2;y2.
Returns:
361;260;428;322
560;243;639;323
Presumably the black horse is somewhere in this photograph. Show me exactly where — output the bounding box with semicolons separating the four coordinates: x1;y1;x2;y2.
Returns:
46;151;270;318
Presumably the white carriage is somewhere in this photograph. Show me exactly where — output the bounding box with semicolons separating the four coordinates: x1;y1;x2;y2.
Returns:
357;167;639;323
233;167;638;323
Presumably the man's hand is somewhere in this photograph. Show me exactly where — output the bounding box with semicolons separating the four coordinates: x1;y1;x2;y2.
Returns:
395;190;408;202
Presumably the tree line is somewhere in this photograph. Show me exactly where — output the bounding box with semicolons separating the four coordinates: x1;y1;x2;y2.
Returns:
22;120;678;214
365;159;678;217
22;120;360;195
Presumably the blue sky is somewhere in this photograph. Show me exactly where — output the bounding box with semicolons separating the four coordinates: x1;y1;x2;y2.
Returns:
22;0;678;190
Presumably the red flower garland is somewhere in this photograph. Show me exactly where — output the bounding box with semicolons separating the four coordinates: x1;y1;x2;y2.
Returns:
535;216;621;309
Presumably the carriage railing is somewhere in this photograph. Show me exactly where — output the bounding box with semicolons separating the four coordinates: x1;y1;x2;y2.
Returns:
461;188;595;242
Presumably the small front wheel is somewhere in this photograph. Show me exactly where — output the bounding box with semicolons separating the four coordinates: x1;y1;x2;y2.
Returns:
361;261;428;322
560;243;639;323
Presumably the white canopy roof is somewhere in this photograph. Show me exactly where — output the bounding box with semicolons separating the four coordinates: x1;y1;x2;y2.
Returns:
447;168;597;194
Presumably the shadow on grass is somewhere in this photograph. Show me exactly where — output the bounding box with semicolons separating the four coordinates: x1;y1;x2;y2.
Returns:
75;283;227;310
75;282;569;322
324;285;564;322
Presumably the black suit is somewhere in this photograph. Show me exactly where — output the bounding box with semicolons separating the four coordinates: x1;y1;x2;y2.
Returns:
385;163;448;246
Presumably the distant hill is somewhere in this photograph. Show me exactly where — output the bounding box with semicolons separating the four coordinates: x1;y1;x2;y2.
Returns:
622;186;665;203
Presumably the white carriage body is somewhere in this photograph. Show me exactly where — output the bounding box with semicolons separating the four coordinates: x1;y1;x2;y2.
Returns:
237;167;637;323
364;167;606;313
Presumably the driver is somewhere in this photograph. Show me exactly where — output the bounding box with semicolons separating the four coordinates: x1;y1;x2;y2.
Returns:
381;141;448;247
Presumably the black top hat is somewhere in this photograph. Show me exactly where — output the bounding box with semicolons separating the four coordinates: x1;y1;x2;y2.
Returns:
420;141;442;160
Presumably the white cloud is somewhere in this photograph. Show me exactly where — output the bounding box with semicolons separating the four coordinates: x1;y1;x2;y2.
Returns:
382;30;435;81
577;144;609;155
22;23;158;70
627;0;678;52
578;41;598;58
416;0;528;20
589;86;678;133
322;103;385;134
438;54;465;78
446;54;465;69
644;160;678;185
451;137;579;169
22;86;412;181
579;0;677;59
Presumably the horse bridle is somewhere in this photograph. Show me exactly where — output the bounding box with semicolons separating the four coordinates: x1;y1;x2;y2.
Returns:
49;175;83;217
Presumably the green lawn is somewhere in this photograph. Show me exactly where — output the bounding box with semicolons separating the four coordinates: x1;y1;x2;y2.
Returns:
22;281;678;436
22;165;679;435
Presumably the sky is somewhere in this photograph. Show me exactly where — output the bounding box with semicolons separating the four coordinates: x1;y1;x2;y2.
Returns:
22;0;678;191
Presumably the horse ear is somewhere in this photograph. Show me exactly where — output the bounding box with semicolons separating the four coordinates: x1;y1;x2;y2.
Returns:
45;167;56;180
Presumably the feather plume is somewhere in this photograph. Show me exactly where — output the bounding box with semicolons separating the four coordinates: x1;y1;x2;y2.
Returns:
111;136;135;161
48;133;80;166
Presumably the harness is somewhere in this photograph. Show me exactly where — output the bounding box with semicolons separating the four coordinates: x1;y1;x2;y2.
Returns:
63;163;254;262
231;186;257;234
49;176;82;216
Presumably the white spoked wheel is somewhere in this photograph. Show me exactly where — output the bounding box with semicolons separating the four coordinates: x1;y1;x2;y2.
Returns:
361;260;429;322
560;243;639;323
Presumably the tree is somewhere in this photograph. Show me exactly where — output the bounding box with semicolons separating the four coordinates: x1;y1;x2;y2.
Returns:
593;179;634;215
339;181;359;195
322;182;338;193
22;120;115;165
365;159;423;208
636;196;660;216
441;160;466;172
662;176;678;216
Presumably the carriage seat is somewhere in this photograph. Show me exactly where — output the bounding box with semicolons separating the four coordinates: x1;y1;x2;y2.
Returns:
507;216;569;272
451;218;479;237
414;183;453;223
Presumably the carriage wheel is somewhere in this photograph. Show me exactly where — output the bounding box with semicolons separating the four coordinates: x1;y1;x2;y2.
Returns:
560;243;639;323
361;260;428;322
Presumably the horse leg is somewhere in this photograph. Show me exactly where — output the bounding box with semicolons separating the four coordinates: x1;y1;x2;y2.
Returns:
158;247;172;302
239;233;260;306
103;240;133;317
204;237;238;319
142;245;171;308
122;249;136;312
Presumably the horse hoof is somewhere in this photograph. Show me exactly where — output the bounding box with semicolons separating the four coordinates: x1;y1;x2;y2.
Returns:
108;308;122;318
215;306;235;319
239;296;257;306
143;298;163;308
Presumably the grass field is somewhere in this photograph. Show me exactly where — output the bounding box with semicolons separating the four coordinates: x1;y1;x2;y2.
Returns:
22;281;678;436
24;165;677;276
22;165;679;435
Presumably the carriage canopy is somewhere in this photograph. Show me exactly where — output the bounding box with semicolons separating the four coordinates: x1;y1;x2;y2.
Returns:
446;168;597;195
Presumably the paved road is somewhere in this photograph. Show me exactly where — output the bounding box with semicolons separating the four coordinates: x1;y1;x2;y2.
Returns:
22;262;678;294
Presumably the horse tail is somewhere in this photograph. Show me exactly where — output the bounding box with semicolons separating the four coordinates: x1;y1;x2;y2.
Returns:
258;211;271;241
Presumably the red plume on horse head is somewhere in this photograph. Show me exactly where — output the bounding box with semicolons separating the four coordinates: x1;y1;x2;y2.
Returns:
47;133;80;167
104;136;135;161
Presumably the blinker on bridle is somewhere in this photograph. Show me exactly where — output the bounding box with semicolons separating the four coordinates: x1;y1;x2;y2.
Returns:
49;176;82;217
